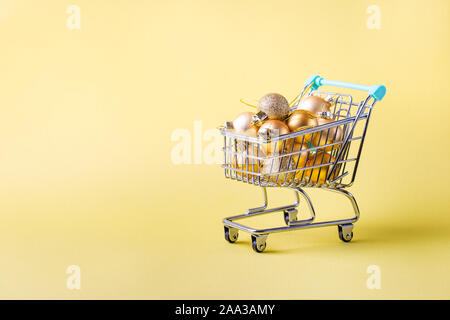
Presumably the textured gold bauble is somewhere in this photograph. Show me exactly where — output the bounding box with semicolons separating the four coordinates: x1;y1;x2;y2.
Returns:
257;93;290;120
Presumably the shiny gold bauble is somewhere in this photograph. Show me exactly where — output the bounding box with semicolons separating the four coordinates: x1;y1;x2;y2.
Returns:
317;117;343;141
261;156;296;186
284;143;311;171
258;120;290;136
245;142;265;158
231;148;260;180
286;110;318;132
244;125;259;137
303;152;338;185
257;93;290;120
312;118;344;152
258;120;291;155
290;124;318;145
232;112;258;136
298;95;332;116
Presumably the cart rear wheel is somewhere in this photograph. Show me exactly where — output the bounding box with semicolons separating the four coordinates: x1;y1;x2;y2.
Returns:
224;226;238;243
283;208;298;225
251;234;267;253
338;224;354;242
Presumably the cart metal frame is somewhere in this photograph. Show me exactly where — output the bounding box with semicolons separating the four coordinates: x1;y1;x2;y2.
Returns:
220;75;386;252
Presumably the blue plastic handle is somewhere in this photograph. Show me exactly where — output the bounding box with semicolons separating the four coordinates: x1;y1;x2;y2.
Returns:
305;75;386;101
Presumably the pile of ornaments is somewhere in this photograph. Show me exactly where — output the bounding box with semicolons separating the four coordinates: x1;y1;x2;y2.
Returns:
227;93;344;185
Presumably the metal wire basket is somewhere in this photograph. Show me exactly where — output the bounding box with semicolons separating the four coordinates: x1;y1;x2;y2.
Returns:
219;75;386;252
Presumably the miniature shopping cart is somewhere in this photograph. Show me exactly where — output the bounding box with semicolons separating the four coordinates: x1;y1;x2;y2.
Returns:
219;75;386;252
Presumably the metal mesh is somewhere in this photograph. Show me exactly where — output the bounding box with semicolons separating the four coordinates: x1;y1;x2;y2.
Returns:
220;90;375;189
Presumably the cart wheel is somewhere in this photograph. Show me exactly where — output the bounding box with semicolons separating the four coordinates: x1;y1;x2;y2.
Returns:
224;226;238;243
338;224;354;242
283;208;298;225
251;234;267;253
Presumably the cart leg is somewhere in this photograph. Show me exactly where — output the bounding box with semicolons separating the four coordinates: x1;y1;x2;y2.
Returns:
247;187;300;215
287;188;316;226
323;188;359;242
324;188;360;221
244;186;301;225
247;187;268;214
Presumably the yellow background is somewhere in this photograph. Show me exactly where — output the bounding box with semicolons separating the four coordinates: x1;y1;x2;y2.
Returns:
0;0;449;299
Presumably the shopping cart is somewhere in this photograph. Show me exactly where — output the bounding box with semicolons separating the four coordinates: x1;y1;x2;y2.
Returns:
219;75;386;252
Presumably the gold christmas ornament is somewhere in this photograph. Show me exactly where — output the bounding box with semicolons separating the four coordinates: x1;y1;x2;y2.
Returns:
312;118;344;152
257;120;291;155
316;117;343;140
303;152;338;185
287;143;311;171
257;93;290;120
244;125;258;137
291;125;315;145
232;112;258;136
281;143;313;180
231;148;260;180
298;95;332;116
261;156;295;186
286;109;318;132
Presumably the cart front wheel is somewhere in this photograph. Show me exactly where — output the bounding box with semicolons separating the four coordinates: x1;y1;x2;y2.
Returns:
251;234;268;253
224;226;239;243
338;224;354;242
